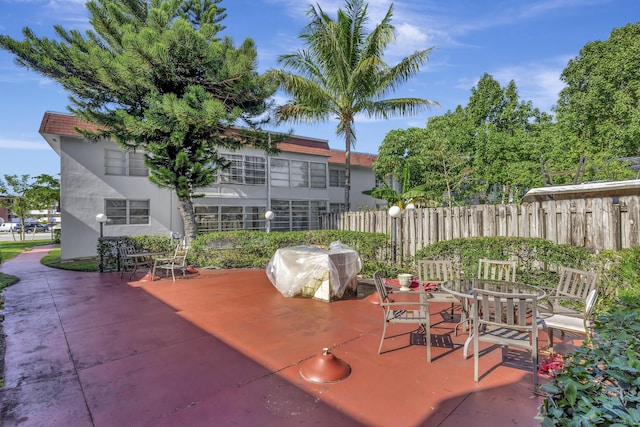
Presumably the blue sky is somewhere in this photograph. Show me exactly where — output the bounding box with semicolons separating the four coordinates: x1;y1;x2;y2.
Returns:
0;0;637;178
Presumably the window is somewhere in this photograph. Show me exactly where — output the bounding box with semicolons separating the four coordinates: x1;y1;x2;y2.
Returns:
217;154;266;185
310;162;327;188
329;169;346;187
309;200;326;229
218;154;243;184
105;149;149;176
220;206;243;230
291;200;309;228
291;160;309;188
330;203;346;213
245;156;266;185
270;158;327;188
270;158;289;187
271;199;327;231
374;175;390;189
195;206;219;233
270;200;291;231
105;199;150;225
194;205;268;232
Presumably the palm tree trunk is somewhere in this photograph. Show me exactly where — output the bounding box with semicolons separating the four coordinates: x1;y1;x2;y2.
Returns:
344;126;352;211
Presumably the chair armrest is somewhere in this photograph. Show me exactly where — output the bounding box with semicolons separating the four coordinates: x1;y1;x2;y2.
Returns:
545;295;585;315
547;295;584;303
387;289;431;296
381;301;429;308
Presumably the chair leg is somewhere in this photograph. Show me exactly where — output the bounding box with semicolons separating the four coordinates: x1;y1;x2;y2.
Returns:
532;348;538;389
378;321;388;354
473;330;479;382
424;321;431;363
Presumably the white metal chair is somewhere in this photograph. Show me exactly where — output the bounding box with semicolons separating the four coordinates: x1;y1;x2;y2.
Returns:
478;258;517;282
542;267;598;316
472;288;539;388
373;271;432;362
151;244;189;282
540;289;598;352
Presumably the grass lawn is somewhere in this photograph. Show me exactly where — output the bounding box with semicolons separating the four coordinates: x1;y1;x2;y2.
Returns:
41;248;99;272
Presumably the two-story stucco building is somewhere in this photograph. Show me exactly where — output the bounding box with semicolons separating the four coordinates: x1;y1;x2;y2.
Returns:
39;112;383;260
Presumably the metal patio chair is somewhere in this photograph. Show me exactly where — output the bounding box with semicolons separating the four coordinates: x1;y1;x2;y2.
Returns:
542;266;598;316
373;271;432;362
416;259;461;320
540;288;598;352
151;243;189;282
478;258;517;282
472;288;539;388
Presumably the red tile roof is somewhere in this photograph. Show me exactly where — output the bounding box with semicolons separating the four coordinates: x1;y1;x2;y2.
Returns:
39;112;376;166
328;150;377;167
39;111;100;135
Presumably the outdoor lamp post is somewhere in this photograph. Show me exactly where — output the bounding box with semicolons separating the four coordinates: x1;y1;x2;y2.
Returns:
388;205;401;272
96;213;107;273
265;210;274;233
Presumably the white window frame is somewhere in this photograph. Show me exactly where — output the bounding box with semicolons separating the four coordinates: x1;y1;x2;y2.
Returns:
310;162;327;188
104;199;150;225
218;154;244;184
270;158;290;187
244;156;266;185
194;205;268;232
291;160;309;188
271;199;327;231
105;149;149;177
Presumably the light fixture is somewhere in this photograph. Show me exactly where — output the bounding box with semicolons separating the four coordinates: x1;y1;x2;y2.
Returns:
388;205;401;272
96;213;107;272
388;205;401;218
265;210;274;233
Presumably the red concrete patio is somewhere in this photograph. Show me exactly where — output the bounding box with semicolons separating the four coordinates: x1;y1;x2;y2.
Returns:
0;245;576;426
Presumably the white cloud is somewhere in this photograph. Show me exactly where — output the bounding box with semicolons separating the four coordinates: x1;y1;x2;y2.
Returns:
492;59;567;113
0;138;51;150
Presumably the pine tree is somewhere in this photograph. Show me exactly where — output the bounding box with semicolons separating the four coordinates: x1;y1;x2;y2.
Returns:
0;0;278;242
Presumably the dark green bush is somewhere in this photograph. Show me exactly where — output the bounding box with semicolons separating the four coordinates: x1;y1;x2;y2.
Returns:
592;247;640;313
53;227;61;244
190;230;390;277
537;293;640;426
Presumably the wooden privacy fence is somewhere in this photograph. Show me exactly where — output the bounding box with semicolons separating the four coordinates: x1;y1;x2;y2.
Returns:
319;196;640;256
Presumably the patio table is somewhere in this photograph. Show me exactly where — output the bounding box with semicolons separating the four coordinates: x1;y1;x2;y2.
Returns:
441;278;546;358
124;251;164;279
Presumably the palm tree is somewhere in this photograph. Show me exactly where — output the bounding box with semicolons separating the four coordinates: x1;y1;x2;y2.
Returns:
266;0;438;210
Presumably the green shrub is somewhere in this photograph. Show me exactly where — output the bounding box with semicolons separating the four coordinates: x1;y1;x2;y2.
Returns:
537;293;640;426
53;227;61;244
415;237;594;289
189;230;390;276
592;247;640;313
